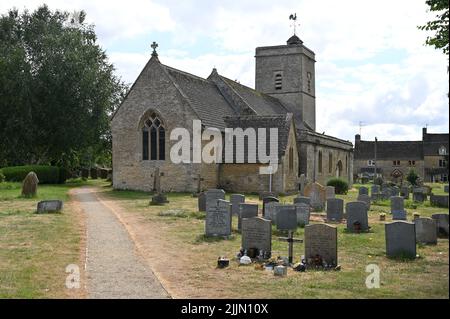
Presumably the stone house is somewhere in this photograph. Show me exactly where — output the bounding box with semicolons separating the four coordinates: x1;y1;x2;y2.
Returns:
111;33;353;194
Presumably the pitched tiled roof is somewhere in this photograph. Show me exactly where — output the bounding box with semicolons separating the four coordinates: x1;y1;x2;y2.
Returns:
423;133;449;156
162;65;236;130
354;140;423;160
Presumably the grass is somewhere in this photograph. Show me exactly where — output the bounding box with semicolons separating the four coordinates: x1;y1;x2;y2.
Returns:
0;178;90;298
98;181;449;299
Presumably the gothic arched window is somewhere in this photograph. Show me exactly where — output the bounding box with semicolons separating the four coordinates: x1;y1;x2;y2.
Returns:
142;113;165;161
318;151;323;174
289;147;294;172
328;153;333;174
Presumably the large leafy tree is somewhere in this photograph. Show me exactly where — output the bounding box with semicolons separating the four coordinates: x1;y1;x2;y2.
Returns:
0;5;127;168
419;0;449;58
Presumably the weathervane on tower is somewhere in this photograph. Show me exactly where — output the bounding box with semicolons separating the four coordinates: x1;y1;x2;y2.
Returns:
151;41;158;57
289;13;299;35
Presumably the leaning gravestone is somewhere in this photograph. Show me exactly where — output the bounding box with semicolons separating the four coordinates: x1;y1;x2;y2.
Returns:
431;213;449;238
238;203;259;231
357;194;371;210
359;187;369;196
385;221;416;258
198;192;206;212
230;194;245;216
346;201;369;232
205;189;225;212
262;196;279;218
304;182;326;211
241;217;272;257
295;203;310;227
326;198;344;222
390;196;407;220
22;172;39;197
293;196;310;206
37;200;63;213
325;186;335;199
305;224;338;268
205;199;232;237
276;205;298;231
414;218;437;245
264;202;279;222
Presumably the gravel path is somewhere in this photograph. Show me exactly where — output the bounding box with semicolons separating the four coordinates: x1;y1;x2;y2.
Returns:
72;188;170;299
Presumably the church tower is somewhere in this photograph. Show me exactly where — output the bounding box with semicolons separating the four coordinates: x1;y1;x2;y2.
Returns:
255;34;316;131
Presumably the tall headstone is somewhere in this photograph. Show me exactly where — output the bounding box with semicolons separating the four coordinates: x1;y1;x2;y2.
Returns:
346;201;369;232
230;194;245;216
357;194;371;210
264;202;279;222
359;187;369;196
150;168;169;205
304;182;326;211
385;221;416;258
205;189;225;212
198;192;206;212
390;196;407;220
238;203;259;231
276;205;297;231
431;213;449;238
414;218;437;245
21;172;39;197
295;203;310;227
241;217;272;256
325;186;335;199
305;224;338;268
205;199;232;237
262;196;279;218
326;198;344;222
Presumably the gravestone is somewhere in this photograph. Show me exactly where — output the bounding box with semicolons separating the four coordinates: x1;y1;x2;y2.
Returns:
205;189;225;212
241;217;272;256
238;203;259;231
391;186;400;197
326;198;344;222
390;196;407;220
276;205;298;231
413;189;426;202
299;174;306;196
262;196;279;218
198;192;206;212
430;194;449;208
192;174;205;197
414;218;437;245
385;221;416;258
293;196;310;206
205;199;232;237
304;182;326;211
346;201;369;232
325;186;335;199
359;187;369;196
444;185;449;193
431;213;449;237
150;168;169;205
230;194;245;216
295;203;310;227
371;185;381;201
264;202;279;222
37;200;63;213
305;224;338;268
357;194;371;210
22;172;39;197
400;186;410;199
381;188;391;200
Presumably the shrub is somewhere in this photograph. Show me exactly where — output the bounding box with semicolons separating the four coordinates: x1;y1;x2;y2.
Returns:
58;167;71;184
90;168;98;179
0;165;61;184
327;178;349;195
0;171;5;183
407;169;419;186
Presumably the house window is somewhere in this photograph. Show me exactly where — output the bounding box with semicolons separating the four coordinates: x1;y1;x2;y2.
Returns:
439;159;448;168
142;112;165;161
393;160;400;166
318;151;323;174
368;160;375;167
274;72;283;90
439;146;447;155
289;147;294;172
408;160;416;166
328;153;333;173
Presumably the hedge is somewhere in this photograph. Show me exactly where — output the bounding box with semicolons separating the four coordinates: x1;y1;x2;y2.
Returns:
0;165;67;184
327;178;349;195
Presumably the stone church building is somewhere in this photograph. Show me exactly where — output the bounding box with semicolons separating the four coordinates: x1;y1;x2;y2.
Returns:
111;33;353;194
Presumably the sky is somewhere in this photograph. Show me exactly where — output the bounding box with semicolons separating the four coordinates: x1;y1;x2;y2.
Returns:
1;0;449;143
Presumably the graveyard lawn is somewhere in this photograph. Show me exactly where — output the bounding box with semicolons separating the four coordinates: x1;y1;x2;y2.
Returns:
97;182;449;299
0;180;88;298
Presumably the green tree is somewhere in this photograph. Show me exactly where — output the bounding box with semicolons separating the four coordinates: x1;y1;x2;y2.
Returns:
418;0;449;58
406;169;419;186
0;6;127;169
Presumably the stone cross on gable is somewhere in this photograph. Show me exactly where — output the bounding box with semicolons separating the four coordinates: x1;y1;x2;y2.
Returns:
151;41;158;57
278;230;303;264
